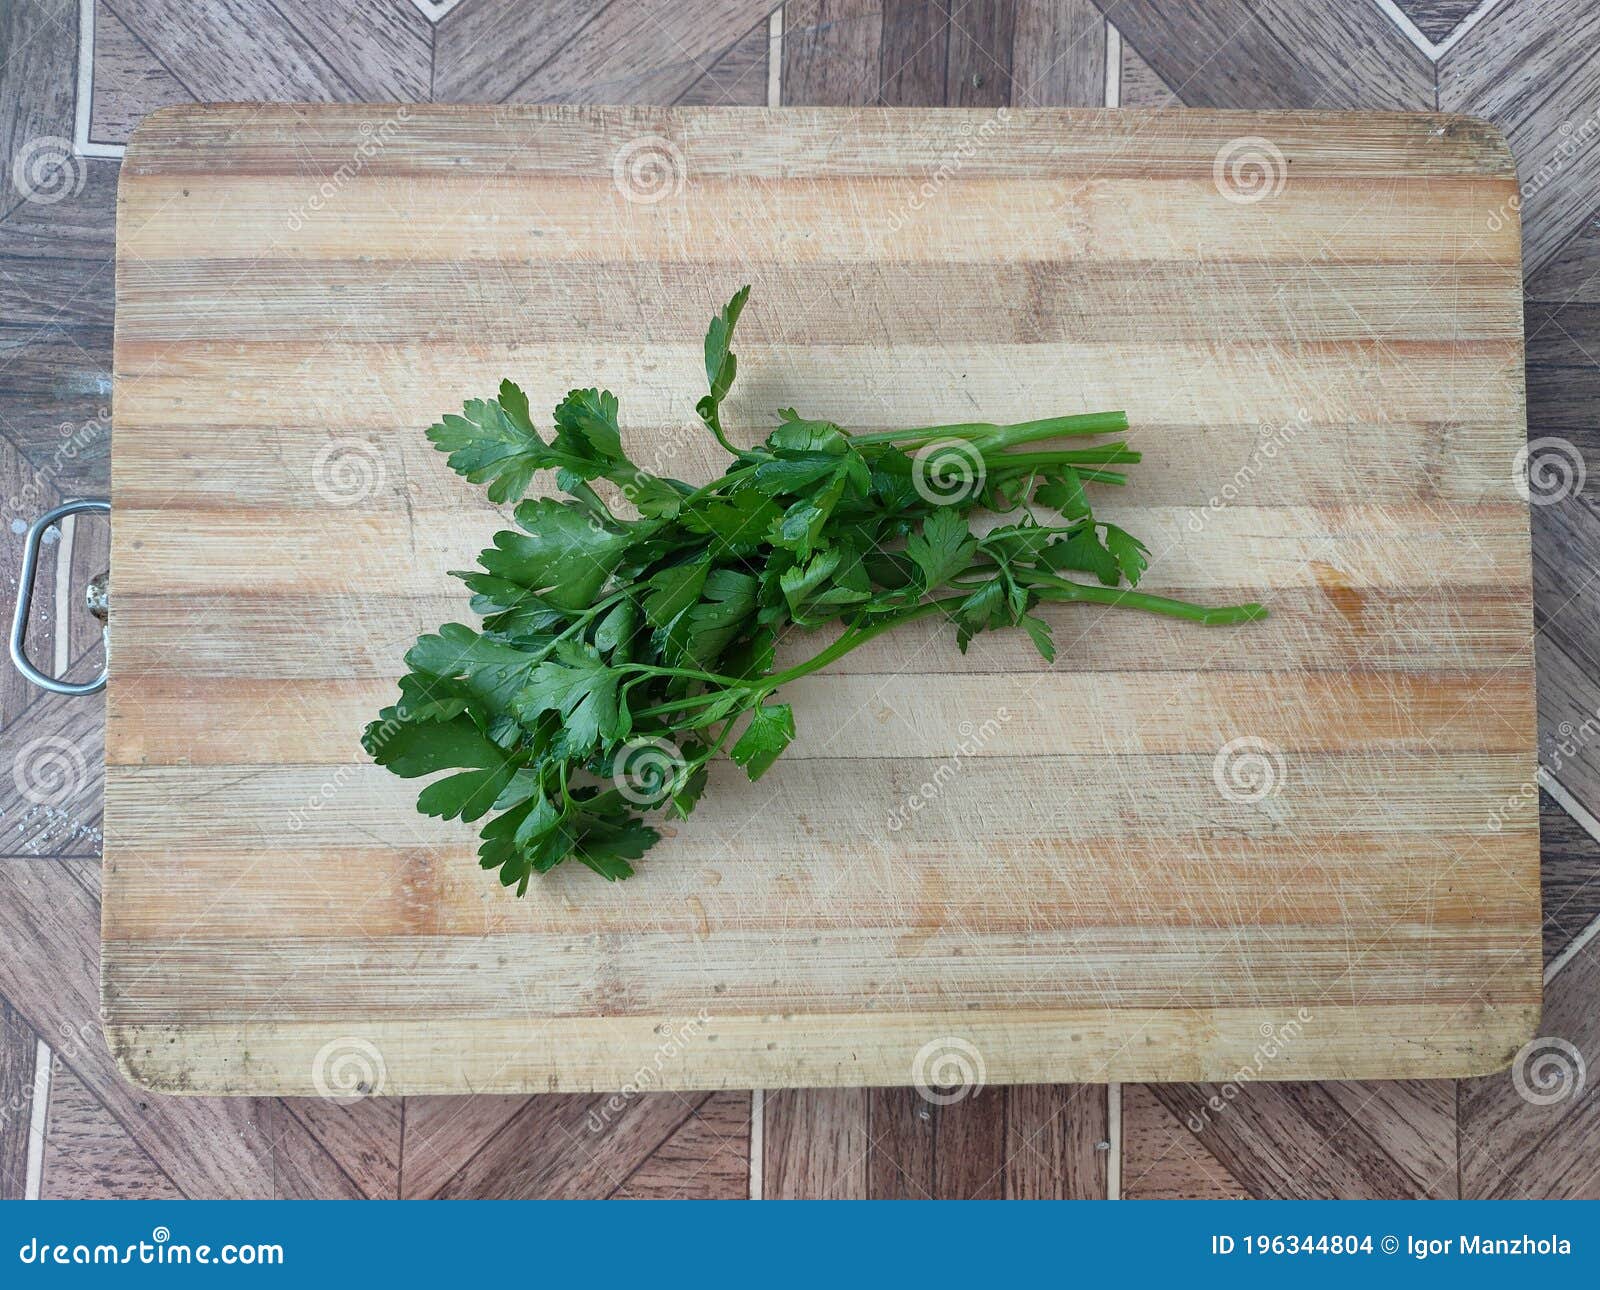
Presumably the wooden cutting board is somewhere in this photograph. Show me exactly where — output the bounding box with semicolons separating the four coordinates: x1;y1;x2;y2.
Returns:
104;104;1537;1095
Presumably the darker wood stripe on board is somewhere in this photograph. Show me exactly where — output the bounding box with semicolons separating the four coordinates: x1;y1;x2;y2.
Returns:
111;259;1525;343
116;105;1517;180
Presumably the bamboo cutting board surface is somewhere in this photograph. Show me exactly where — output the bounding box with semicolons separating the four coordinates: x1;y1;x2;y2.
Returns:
105;104;1537;1095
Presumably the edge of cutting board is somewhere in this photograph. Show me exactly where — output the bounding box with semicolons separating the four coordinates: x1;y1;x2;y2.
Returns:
104;1002;1539;1097
101;103;1538;1096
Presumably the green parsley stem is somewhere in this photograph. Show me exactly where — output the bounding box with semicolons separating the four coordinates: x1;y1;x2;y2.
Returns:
675;463;760;507
631;691;732;721
631;576;1262;728
849;411;1128;450
698;407;741;457
1014;569;1267;624
980;448;1141;468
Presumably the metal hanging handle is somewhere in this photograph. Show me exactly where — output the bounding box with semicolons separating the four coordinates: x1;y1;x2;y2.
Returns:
10;498;110;697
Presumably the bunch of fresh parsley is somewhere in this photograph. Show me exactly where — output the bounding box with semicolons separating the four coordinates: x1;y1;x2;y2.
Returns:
364;287;1266;890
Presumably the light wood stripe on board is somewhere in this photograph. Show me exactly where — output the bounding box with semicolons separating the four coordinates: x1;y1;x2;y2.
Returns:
104;670;1532;764
105;587;1536;677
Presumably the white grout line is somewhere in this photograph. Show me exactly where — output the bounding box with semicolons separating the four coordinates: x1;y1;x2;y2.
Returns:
1541;767;1600;853
24;1041;51;1200
748;1088;764;1200
1537;770;1600;983
1546;909;1600;985
1371;0;1443;58
1433;0;1511;57
1106;1082;1121;1199
408;0;464;22
1369;0;1508;62
52;515;74;679
72;0;93;150
74;0;123;159
766;7;783;109
1104;23;1121;108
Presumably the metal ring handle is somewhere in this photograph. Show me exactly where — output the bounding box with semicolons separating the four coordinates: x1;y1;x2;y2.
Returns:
9;498;110;697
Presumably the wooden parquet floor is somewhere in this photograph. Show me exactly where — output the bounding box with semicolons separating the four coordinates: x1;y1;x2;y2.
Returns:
0;0;1596;1198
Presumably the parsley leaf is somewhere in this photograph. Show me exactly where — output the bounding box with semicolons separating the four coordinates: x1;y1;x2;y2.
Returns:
681;487;784;558
479;500;637;611
768;412;849;456
427;380;565;504
1044;529;1122;587
695;285;750;453
550;387;627;478
515;641;625;756
906;509;979;591
363;714;515;823
643;562;709;628
665;568;759;669
1035;467;1091;524
1103;523;1150;586
1021;613;1057;663
731;702;796;780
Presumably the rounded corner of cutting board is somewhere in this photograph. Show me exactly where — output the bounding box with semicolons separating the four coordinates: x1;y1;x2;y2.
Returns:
119;103;207;172
101;1024;193;1097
